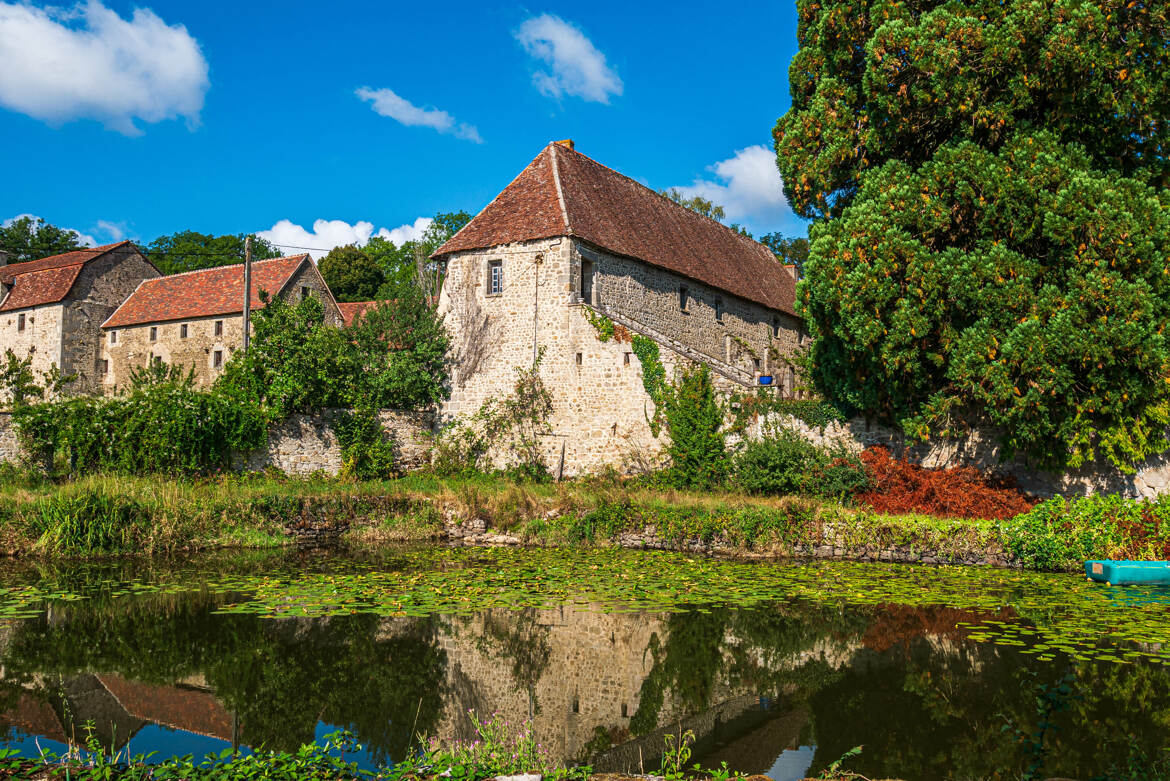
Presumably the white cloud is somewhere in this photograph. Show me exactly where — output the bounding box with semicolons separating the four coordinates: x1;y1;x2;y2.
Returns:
0;1;209;135
94;219;125;241
257;217;433;260
355;87;481;143
673;145;794;225
514;14;622;104
3;213;97;247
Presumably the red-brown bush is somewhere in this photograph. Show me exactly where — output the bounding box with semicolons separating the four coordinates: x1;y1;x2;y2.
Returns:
856;446;1036;520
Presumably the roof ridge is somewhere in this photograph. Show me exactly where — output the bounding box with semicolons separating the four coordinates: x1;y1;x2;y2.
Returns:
557;143;772;254
145;254;308;281
549;143;571;234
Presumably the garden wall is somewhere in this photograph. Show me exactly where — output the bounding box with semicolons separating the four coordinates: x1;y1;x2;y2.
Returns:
0;408;434;477
761;414;1170;499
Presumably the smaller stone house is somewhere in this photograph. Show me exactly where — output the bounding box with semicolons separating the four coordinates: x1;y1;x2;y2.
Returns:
0;241;160;398
100;254;342;391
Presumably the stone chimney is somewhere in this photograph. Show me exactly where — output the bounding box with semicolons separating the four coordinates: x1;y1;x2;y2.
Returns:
555;139;575;151
0;250;7;268
782;263;798;281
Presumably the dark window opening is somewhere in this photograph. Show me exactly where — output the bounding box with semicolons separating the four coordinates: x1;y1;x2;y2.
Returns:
180;323;188;338
772;316;781;338
621;703;628;718
149;326;157;342
301;286;310;300
753;358;761;371
572;697;580;714
575;352;582;367
213;350;223;369
151;354;163;366
623;352;631;366
101;359;109;375
581;260;594;305
214;320;224;337
110;330;117;344
714;298;724;322
679;286;689;312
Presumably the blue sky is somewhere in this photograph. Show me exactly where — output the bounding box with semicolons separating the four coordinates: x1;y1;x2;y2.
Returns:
0;0;805;257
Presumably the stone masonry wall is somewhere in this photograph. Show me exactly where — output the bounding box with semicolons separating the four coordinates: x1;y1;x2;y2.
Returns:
0;304;63;404
761;413;1170;499
62;247;160;394
0;413;18;465
100;262;341;392
436;238;805;477
244;409;434;476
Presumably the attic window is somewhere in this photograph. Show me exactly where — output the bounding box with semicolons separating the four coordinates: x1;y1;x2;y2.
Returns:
714;298;724;323
215;320;224;337
679;286;689;312
110;330;117;344
581;260;595;305
17;313;25;332
301;286;310;301
180;323;188;339
149;326;158;342
771;316;781;338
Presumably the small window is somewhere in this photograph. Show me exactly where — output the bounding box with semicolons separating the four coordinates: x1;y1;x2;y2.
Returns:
214;320;224;337
101;359;109;375
714;298;724;323
301;286;310;300
149;326;158;342
753;358;761;371
621;703;628;718
623;352;631;367
17;313;25;332
787;366;796;395
581;260;594;305
488;260;503;295
213;350;223;369
772;316;781;338
572;697;580;714
679;286;689;312
180;323;188;338
152;354;163;366
109;330;117;344
575;352;583;367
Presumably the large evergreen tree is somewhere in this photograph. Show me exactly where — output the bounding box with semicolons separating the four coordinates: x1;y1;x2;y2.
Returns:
776;0;1170;469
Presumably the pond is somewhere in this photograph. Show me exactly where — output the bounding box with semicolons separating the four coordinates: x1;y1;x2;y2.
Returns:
1;546;1169;780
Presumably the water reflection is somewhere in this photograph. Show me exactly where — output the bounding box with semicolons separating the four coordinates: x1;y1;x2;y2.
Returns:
1;549;1169;781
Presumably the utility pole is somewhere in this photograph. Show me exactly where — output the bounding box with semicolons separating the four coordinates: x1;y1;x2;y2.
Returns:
242;235;253;352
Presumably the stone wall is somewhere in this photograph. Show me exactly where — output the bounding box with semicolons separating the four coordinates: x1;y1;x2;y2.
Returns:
436;237;804;478
0;413;18;465
760;413;1170;499
62;246;160;394
245;408;434;476
0;304;64;403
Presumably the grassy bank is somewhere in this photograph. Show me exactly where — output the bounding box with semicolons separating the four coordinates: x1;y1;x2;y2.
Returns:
2;468;1168;571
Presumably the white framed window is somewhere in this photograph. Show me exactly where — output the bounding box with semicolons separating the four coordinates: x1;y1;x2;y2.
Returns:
487;260;503;295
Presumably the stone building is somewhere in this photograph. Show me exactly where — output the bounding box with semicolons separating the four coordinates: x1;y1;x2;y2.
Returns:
0;241;160;398
100;254;342;391
433;140;804;476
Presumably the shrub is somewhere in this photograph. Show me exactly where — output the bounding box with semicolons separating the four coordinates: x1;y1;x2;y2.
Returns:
733;427;870;500
662;365;728;489
857;446;1035;520
28;488;148;554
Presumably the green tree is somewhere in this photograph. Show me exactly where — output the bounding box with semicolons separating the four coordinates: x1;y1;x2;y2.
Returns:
318;244;384;302
759;232;810;276
663;365;729;489
371;210;473;302
659;189;726;222
145;231;281;275
0;216;84;263
775;0;1170;470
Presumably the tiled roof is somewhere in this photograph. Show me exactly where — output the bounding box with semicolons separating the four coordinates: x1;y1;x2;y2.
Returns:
433;143;797;314
97;675;234;742
0;241;133;313
102;255;311;328
338;301;378;327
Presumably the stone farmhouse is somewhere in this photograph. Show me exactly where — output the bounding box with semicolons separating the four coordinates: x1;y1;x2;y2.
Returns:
433;140;805;476
0;241;160;398
100;254;341;391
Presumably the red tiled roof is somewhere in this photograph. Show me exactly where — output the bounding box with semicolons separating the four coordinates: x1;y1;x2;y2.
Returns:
338;300;379;327
102;255;311;328
0;241;134;313
433;143;796;314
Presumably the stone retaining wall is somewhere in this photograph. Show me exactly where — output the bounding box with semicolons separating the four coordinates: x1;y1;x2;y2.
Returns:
758;413;1170;500
0;408;433;477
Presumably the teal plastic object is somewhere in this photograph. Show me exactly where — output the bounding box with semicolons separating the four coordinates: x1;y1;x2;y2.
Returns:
1085;560;1170;586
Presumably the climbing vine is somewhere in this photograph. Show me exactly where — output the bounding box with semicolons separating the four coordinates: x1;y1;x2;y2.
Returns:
583;307;629;343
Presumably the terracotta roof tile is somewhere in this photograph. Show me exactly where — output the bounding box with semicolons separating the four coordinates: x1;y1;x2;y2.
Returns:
434;144;796;314
98;675;233;742
102;255;310;329
0;241;134;312
337;300;378;327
